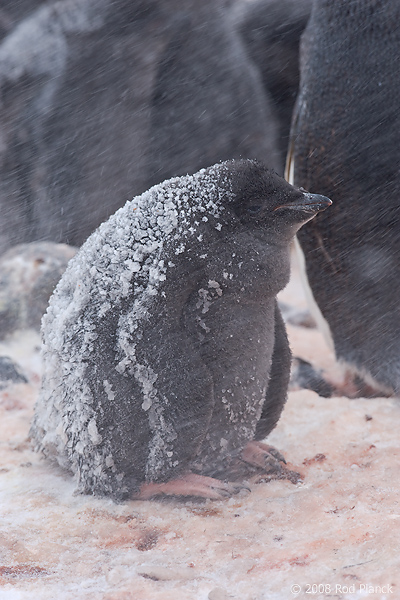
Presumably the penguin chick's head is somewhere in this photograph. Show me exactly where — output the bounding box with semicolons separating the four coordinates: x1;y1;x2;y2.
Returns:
226;160;332;238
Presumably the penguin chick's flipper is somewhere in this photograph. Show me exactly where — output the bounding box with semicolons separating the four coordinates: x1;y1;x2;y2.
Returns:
133;473;250;500
254;302;292;441
237;302;301;484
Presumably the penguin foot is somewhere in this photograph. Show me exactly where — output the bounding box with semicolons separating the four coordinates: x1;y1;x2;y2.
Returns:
290;357;390;399
241;441;286;471
331;371;391;399
133;472;250;501
241;441;301;484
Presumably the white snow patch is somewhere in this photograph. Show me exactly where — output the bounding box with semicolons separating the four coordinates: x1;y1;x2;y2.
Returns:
208;280;223;296
103;380;115;402
87;419;102;445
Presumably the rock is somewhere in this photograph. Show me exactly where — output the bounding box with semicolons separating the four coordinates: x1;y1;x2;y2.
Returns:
0;356;28;389
0;242;76;338
208;589;232;600
138;565;197;581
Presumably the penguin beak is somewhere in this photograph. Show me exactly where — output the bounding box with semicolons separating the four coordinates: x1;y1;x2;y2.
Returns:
274;193;332;215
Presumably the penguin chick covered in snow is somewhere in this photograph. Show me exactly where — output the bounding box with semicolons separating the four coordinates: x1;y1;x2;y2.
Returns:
30;160;331;501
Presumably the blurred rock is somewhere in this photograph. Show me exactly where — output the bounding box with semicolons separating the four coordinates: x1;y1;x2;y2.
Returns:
138;566;198;581
0;0;279;254
208;588;233;600
0;356;28;389
233;0;312;162
0;242;76;339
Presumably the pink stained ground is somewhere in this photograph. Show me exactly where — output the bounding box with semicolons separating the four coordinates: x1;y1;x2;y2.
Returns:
0;249;399;600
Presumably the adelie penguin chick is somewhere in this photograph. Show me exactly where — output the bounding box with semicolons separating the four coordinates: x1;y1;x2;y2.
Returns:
287;0;400;396
30;160;331;501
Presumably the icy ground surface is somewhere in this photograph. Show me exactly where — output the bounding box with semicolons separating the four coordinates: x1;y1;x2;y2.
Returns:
0;253;399;600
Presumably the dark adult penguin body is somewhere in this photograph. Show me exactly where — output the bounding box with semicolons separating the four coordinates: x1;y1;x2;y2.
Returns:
287;0;400;395
30;160;331;501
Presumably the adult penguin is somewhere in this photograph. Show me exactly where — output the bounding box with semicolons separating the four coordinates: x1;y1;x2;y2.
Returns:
287;0;400;396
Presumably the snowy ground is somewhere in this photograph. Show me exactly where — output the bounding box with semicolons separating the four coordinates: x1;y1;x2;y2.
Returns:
0;251;399;600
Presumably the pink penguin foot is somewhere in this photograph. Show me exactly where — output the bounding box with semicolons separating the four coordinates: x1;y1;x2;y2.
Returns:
331;370;390;399
241;441;301;484
133;472;250;501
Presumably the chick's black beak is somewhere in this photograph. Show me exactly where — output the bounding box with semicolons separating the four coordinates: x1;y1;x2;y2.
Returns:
274;192;332;214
